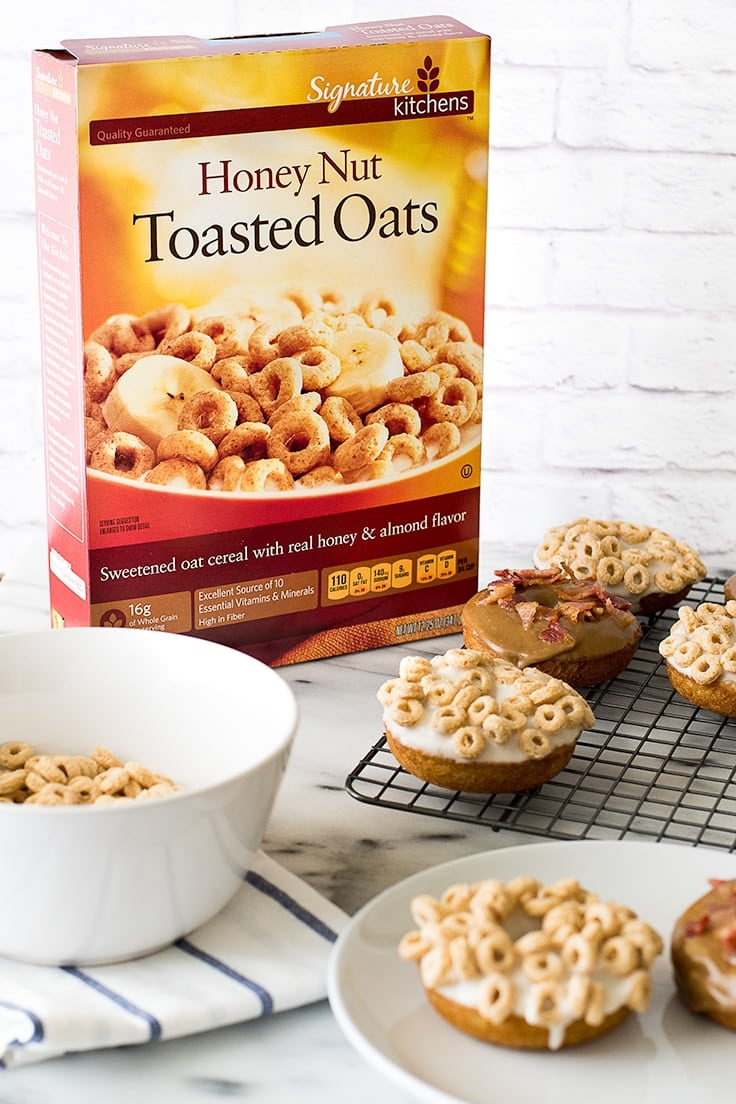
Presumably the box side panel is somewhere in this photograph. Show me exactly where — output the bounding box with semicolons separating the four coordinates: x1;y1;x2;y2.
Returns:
32;51;91;627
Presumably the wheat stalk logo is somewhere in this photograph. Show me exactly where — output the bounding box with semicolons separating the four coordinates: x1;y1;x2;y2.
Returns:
416;55;440;93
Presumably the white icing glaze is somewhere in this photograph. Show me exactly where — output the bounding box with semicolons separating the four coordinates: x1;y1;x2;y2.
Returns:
382;656;585;765
438;966;634;1051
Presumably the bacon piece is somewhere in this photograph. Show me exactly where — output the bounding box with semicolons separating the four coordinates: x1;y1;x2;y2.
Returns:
514;601;539;629
717;921;736;955
539;617;574;645
684;914;710;938
480;580;516;604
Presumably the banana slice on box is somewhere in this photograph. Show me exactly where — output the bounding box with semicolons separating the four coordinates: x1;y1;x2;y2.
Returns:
324;326;404;415
102;355;220;449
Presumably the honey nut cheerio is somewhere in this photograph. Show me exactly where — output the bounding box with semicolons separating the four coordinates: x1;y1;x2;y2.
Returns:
659;599;736;718
377;647;595;794
399;875;663;1051
0;741;183;806
533;519;706;615
84;290;483;494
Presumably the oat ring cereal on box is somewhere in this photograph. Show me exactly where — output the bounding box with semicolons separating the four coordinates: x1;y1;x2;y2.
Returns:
144;457;208;490
88;429;155;480
399;875;663;1050
85;293;483;495
266;408;331;475
178;388;239;445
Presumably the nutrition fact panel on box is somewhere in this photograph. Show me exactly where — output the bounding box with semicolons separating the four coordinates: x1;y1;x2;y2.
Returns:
321;539;477;603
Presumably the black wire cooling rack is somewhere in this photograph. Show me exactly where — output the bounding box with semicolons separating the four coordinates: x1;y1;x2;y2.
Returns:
345;574;736;851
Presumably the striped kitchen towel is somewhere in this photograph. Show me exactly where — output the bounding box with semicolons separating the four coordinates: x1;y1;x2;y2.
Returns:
0;852;348;1068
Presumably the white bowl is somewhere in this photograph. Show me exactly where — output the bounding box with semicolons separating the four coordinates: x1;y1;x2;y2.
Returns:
0;628;298;965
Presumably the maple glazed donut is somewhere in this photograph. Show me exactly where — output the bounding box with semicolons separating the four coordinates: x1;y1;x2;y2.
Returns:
377;647;595;794
671;877;736;1030
461;567;642;688
533;519;706;615
658;599;736;717
399;875;663;1050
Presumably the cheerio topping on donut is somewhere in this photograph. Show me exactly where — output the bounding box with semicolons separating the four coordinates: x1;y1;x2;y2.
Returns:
533;519;706;611
377;647;595;765
399;875;663;1050
659;601;736;686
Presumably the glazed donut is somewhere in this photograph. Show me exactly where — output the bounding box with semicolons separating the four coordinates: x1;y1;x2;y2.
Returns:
534;519;706;614
266;409;330;475
217;422;271;464
143;458;207;490
377;647;595;793
399;875;662;1050
178;388;238;445
671;877;736;1029
89;431;154;480
156;429;219;473
658;599;736;716
462;566;642;687
725;575;736;602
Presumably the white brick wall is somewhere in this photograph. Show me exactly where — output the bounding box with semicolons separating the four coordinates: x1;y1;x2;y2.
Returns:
2;0;734;576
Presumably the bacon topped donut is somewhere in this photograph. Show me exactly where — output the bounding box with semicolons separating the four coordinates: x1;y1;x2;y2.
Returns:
462;565;642;687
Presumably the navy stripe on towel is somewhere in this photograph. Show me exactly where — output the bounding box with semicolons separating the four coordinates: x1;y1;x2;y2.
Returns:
174;940;273;1015
245;870;339;944
0;999;44;1065
61;967;162;1041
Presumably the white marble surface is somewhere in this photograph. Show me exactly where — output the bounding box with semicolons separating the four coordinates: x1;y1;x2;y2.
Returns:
0;539;731;1102
0;537;537;1102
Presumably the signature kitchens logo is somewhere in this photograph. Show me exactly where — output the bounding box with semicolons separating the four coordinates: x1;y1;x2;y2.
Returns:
307;53;473;118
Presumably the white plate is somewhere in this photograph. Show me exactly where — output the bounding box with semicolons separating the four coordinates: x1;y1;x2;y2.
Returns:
327;840;736;1104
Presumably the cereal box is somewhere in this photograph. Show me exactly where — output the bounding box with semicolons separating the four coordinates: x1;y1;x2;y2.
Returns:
31;16;490;665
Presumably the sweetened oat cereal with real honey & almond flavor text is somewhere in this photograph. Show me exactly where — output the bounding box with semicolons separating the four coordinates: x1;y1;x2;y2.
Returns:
32;17;490;664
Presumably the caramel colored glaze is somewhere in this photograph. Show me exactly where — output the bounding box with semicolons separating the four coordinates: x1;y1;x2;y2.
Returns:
725;574;736;603
462;584;642;670
671;878;736;1029
427;988;631;1050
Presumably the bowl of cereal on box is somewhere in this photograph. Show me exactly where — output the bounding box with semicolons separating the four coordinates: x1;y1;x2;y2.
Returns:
0;627;297;965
